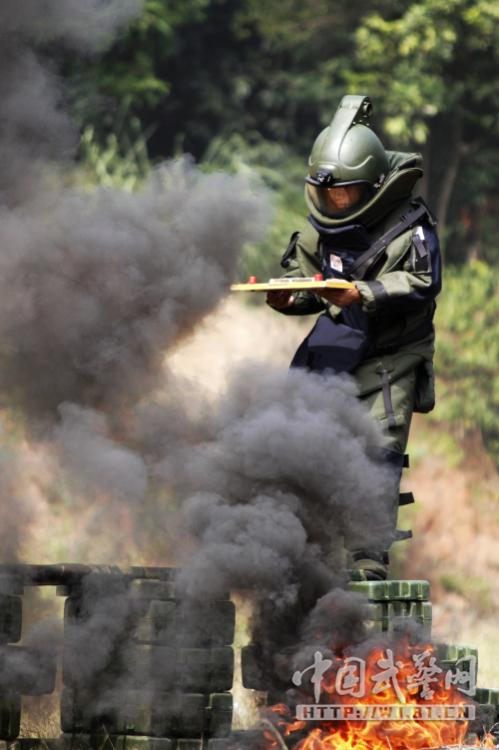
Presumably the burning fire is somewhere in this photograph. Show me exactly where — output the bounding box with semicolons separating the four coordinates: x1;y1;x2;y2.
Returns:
264;638;481;750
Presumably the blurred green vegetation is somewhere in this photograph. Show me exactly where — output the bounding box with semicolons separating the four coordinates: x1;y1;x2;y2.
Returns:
76;116;150;190
432;260;499;464
440;571;495;617
66;0;498;467
68;0;499;264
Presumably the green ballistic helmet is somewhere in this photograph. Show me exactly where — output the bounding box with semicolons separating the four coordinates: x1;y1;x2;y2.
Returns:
306;95;398;225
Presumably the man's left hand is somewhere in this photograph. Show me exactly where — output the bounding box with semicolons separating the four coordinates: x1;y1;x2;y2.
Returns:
319;286;362;307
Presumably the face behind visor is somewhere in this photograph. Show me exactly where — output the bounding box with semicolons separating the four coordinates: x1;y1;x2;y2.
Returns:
305;179;373;219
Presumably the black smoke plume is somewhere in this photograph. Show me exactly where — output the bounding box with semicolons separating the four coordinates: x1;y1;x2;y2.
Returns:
0;0;270;563
0;1;418;743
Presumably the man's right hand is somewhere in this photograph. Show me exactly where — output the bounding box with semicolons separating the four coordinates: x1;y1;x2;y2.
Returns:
266;290;295;309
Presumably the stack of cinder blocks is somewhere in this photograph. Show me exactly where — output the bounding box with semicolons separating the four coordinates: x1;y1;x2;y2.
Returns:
0;566;236;750
347;579;497;738
1;569;498;749
241;578;498;741
0;572;57;740
347;579;433;636
347;580;483;680
472;688;499;735
60;568;236;750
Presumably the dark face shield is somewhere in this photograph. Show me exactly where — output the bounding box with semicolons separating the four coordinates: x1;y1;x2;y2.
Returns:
306;180;372;218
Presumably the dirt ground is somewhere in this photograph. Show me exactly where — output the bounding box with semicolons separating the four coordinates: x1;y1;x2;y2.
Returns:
400;426;499;688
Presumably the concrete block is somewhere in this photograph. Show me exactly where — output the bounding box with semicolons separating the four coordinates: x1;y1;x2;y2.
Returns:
0;597;22;644
348;580;430;602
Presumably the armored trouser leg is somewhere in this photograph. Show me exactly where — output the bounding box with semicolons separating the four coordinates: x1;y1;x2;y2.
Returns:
348;368;417;579
360;368;417;455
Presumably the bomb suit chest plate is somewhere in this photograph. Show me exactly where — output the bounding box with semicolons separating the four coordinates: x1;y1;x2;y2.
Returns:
310;218;372;281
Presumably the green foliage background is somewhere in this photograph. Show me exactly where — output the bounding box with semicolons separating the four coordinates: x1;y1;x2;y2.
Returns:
433;261;499;463
69;0;499;466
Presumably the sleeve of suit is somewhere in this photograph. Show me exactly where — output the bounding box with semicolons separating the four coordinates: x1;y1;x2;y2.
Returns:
354;224;442;315
275;231;328;316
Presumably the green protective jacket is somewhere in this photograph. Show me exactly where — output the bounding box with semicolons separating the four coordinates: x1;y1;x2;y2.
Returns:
276;160;442;413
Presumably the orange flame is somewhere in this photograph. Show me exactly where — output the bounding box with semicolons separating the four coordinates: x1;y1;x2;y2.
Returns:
264;638;478;750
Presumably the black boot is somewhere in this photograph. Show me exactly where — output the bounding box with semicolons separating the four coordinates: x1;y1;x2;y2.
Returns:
349;549;389;581
348;451;412;581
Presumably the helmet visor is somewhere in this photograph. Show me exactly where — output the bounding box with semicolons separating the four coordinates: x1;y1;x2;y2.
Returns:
306;181;371;218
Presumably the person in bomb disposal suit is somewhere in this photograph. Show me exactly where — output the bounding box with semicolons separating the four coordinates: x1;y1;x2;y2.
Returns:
267;95;442;581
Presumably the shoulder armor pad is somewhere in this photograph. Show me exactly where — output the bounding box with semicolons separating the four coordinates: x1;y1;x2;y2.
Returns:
410;196;437;226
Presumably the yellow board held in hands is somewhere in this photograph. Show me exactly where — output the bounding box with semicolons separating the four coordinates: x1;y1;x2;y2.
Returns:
231;274;354;293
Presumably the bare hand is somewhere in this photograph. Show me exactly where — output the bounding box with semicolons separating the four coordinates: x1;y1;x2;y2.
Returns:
319;286;362;307
266;290;295;309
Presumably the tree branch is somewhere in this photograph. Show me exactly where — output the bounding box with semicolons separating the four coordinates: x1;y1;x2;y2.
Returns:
436;119;467;257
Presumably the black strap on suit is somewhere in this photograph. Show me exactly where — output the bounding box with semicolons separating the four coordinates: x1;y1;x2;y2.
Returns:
349;202;430;280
